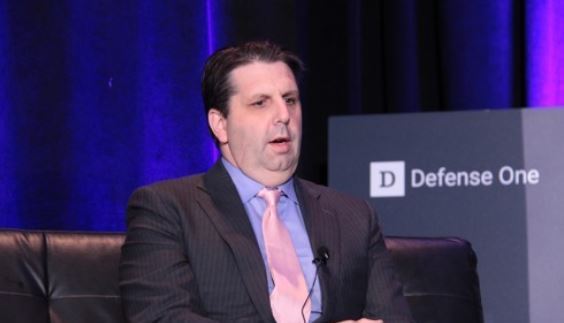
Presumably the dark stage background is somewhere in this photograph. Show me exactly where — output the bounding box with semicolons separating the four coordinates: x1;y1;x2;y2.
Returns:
1;0;563;231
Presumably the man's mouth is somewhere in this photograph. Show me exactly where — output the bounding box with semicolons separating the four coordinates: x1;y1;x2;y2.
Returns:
268;137;292;153
270;137;290;144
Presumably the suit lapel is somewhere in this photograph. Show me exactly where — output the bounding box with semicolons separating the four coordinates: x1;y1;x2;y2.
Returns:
295;179;341;321
198;161;274;323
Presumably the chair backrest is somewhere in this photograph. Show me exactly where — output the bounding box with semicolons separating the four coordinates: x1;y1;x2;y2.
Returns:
0;229;482;323
46;232;125;323
0;230;125;323
386;236;484;323
0;230;48;322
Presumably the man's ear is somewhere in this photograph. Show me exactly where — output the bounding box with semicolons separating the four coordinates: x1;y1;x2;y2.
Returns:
208;108;228;144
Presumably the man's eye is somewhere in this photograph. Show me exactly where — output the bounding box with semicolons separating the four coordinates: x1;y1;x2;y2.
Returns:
286;97;298;105
252;100;265;107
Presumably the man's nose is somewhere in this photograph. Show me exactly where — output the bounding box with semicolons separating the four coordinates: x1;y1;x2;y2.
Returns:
274;97;291;124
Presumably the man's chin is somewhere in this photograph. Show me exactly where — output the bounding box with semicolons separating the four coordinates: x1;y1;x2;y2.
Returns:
266;157;299;173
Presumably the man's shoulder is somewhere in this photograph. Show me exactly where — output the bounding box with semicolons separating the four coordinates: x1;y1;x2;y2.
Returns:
142;172;205;190
296;177;368;209
129;173;206;202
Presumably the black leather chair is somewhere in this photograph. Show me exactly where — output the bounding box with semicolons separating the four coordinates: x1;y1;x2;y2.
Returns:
0;229;483;323
386;237;483;323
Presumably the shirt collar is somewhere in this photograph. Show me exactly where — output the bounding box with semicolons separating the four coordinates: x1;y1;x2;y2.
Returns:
221;158;299;204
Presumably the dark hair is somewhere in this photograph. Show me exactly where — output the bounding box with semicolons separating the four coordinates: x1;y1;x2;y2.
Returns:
201;41;304;139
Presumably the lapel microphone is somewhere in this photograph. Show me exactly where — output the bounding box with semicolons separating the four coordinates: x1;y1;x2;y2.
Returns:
302;247;330;323
313;247;330;267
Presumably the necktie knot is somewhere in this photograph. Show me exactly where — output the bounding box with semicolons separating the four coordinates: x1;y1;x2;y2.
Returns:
258;187;282;208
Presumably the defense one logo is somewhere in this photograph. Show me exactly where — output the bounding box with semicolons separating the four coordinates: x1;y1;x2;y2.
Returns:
370;161;405;197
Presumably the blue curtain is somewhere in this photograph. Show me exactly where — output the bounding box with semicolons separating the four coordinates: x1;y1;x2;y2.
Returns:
1;0;563;231
0;1;222;230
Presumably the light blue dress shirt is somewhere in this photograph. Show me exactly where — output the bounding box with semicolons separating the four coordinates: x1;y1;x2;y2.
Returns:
222;159;322;321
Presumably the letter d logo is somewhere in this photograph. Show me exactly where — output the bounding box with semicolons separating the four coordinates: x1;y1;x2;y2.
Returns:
380;171;396;188
370;161;405;197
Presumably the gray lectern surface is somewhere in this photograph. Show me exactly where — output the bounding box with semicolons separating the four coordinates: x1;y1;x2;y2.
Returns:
328;108;564;323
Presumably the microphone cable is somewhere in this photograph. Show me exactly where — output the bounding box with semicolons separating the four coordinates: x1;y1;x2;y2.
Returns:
301;247;329;323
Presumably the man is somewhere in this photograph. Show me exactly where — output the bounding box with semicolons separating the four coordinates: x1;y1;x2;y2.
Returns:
119;41;413;323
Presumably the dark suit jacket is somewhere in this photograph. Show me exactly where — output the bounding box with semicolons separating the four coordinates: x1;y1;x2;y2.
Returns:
119;161;413;323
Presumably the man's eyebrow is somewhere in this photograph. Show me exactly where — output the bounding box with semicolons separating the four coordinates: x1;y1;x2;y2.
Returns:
282;90;299;97
249;93;270;99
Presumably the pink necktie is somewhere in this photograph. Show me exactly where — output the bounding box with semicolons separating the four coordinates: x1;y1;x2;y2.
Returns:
259;187;311;323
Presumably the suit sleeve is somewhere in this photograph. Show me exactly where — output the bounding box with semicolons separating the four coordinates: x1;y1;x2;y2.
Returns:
362;201;414;323
119;186;218;323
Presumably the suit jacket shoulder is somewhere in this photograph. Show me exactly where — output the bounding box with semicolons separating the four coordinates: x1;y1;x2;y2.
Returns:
296;178;372;212
128;173;204;208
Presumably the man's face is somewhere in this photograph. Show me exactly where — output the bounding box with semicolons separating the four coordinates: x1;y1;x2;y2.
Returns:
209;61;302;186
